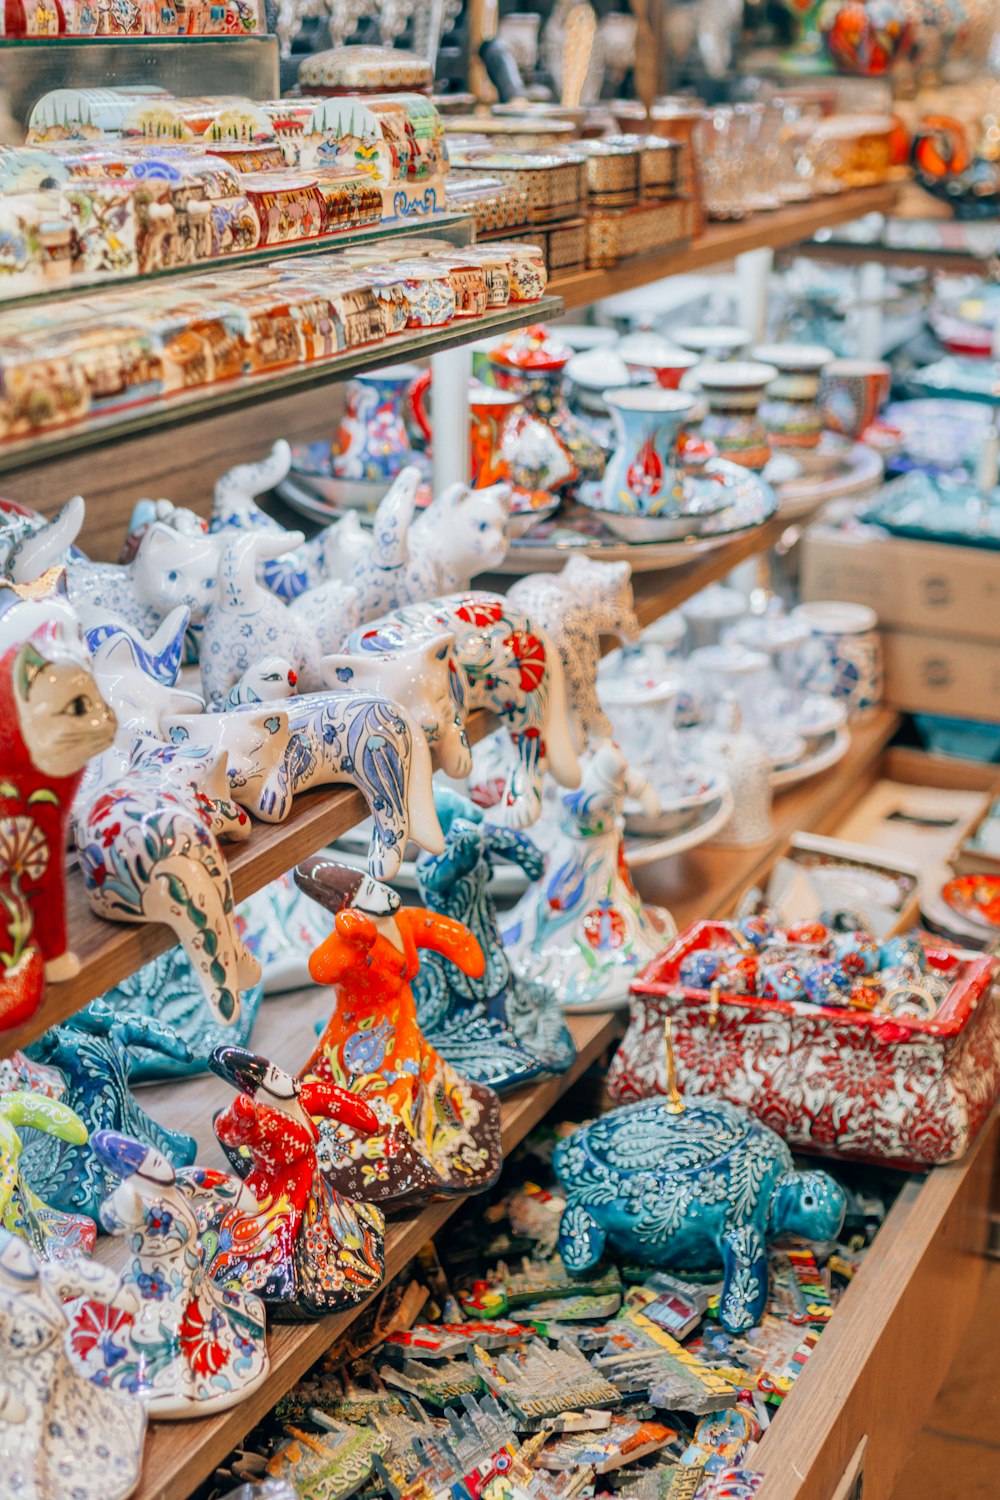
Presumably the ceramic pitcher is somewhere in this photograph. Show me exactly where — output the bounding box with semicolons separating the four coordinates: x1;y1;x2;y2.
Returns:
470;386;521;488
489;324;606;484
601;389;697;515
333;363;432;482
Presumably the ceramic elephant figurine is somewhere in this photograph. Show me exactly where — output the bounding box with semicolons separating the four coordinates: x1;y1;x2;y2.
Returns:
0;1230;146;1500
509;556;641;753
326;466;511;623
21;1008;198;1219
0;496;85;584
344;591;581;829
63;1131;269;1418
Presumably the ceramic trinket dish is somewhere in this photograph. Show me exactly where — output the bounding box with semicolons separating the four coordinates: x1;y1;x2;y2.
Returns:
554;1084;846;1333
503;743;674;1012
696;361;779;472
21;1007;197;1218
0;614;117;1029
413;789;576;1091
508;557;640;753
0;1230;147;1500
207;1047;386;1319
295;856;503;1209
0;1089;96;1258
343;591;581;830
65;1131;269;1417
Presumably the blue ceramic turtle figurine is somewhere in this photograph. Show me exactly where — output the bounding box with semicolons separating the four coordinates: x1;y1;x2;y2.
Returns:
553;1098;845;1334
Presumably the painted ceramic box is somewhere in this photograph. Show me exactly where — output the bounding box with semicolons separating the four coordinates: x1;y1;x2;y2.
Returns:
609;920;1000;1168
297;45;433;96
445;174;531;235
295;95;449;221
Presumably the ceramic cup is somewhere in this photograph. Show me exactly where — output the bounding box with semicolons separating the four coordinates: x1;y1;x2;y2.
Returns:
618;332;700;390
819;358;891;439
791;600;883;718
682;583;747;650
695;359;779;471
672;324;752;360
753;342;835;451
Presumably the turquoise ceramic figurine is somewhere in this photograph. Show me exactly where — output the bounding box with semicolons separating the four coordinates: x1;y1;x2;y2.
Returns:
553;1030;845;1333
413;788;576;1089
0;1090;96;1259
21;1007;197;1220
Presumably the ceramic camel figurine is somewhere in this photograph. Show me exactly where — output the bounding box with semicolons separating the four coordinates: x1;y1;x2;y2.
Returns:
503;742;674;1013
0;496;85;584
326;466;511;623
207;1046;386;1318
509;557;642;752
413;788;576;1090
342;591;581;829
65;1131;270;1417
0;1230;147;1500
0;618;117;1029
0;1089;96;1259
21;1007;198;1219
295;856;503;1209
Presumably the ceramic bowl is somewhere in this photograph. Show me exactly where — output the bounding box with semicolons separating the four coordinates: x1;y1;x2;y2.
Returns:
618;332;700;389
671;324;751;359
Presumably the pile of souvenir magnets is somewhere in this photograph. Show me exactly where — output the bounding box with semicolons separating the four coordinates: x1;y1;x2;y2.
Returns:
209;1127;896;1500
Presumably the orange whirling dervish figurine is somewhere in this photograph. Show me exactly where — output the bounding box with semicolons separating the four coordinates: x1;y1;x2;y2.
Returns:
295;856;503;1209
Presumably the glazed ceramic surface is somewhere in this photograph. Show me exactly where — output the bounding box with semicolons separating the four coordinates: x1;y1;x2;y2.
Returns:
333;365;431;483
489;324;606;485
696;362;778;472
21;1009;197;1218
413;789;576;1091
502;744;674;1012
0;617;116;1029
295;857;503;1209
554;1097;845;1333
819;0;913;73
66;1132;269;1417
0;1230;146;1500
819;359;891;438
0;1090;95;1259
753;343;834;451
600;389;700;517
208;1047;386;1318
791;601;883;717
345;592;581;830
0;496;84;585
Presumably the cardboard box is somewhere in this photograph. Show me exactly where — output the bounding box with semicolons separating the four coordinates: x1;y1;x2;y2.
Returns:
882;629;1000;725
801;523;1000;644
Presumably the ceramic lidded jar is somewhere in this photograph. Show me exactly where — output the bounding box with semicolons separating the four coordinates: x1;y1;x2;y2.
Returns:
601;388;698;515
753;342;834;450
791;600;883;717
489;323;606;483
818;0;914;74
696;360;779;471
672;324;752;361
618;332;700;390
333;362;431;482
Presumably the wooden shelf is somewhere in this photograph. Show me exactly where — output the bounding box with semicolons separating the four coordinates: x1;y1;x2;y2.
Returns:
634;707;901;926
791;238;996;275
116;1006;624;1500
549;185;901;309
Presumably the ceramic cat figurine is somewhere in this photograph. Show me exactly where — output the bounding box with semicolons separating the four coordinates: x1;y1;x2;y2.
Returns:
21;1007;198;1220
413;788;576;1090
82;605;190;688
0;496;85;584
327;467;511;623
207;1046;386;1319
295;856;503;1209
0;619;117;1028
65;1131;269;1418
0;1090;96;1259
503;743;674;1013
509;557;641;752
343;592;581;829
0;1230;147;1500
199;531;361;699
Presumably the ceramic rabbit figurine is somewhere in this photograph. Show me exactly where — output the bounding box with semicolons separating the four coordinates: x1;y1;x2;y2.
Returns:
0;617;117;1029
413;789;576;1089
21;1008;198;1219
0;496;85;584
509;557;642;752
199;531;361;698
0;1090;96;1258
207;1046;386;1319
503;743;674;1013
0;1229;147;1500
65;1131;269;1417
343;592;581;829
328;467;511;623
295;856;503;1209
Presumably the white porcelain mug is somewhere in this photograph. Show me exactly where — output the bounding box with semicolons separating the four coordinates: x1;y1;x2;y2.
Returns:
791;600;882;718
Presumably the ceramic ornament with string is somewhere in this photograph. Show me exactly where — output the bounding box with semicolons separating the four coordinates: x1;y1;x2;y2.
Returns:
502;742;675;1012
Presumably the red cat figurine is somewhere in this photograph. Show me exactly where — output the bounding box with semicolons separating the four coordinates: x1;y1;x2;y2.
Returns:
0;619;116;1028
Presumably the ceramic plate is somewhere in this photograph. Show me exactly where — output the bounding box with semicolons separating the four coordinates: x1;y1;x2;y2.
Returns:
775;441;883;516
623;787;736;867
622;762;729;835
759;725;808;769
769;725;851;790
941;873;1000;930
920;864;995;946
859;471;1000;550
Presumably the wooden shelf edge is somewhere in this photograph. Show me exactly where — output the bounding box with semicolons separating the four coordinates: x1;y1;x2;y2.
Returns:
131;1007;623;1500
549;184;900;309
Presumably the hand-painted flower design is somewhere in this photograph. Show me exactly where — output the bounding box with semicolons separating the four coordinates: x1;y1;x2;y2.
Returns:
178;1299;231;1377
583;904;627;950
456;597;504;628
69;1299;132;1369
503;631;546;694
0;816;49;884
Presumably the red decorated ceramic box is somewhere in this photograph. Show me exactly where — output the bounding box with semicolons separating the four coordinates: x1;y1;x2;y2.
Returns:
609;919;999;1168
